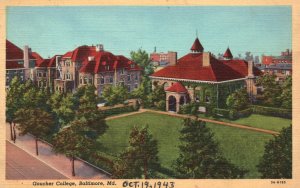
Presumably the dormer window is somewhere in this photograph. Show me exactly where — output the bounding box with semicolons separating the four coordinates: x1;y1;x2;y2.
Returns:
120;68;125;75
130;64;135;69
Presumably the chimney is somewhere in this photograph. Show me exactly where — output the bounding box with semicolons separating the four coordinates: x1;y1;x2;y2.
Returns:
23;45;30;69
167;51;177;66
96;44;104;52
202;52;210;67
248;61;254;77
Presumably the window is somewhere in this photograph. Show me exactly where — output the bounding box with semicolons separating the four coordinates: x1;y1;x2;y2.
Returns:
127;74;131;81
89;78;93;84
66;72;71;80
84;77;88;84
43;72;47;77
135;84;138;89
127;85;131;92
120;68;125;75
205;95;210;103
130;64;135;69
135;73;138;81
109;76;113;83
101;76;104;84
38;72;42;77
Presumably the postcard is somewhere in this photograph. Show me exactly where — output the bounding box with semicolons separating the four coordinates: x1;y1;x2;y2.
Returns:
0;1;299;188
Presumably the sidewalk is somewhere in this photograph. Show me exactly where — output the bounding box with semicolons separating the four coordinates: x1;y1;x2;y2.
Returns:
6;123;110;179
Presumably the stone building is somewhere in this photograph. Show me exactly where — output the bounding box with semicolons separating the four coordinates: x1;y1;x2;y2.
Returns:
150;37;262;112
6;40;38;88
54;44;142;95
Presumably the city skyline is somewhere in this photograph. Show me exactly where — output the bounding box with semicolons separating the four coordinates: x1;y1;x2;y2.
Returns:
7;6;291;59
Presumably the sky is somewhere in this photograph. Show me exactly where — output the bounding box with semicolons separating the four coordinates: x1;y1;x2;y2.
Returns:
6;6;291;59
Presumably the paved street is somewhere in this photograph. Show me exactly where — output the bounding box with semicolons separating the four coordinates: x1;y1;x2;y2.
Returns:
6;123;110;179
6;141;67;180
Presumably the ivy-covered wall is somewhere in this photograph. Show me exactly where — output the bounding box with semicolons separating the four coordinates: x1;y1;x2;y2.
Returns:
182;80;245;109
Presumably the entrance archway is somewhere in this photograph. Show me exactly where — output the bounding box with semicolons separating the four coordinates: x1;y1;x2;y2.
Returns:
179;96;185;105
168;95;176;112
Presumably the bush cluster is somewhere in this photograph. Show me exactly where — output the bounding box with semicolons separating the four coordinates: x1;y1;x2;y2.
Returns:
101;105;137;117
251;105;292;119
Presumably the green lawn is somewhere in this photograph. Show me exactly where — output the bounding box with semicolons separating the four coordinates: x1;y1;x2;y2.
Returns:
199;114;291;132
97;112;274;178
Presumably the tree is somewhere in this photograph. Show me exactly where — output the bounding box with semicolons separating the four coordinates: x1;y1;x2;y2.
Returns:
226;88;249;110
280;76;292;109
52;120;94;176
130;49;153;104
14;108;55;155
256;74;282;107
54;93;76;127
102;85;129;106
175;118;247;178
113;126;160;179
257;125;292;178
76;85;107;138
6;76;25;142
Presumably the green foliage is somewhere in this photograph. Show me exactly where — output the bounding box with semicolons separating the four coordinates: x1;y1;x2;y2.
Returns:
237;108;253;118
175;118;247;178
130;48;153;76
212;108;230;118
228;109;238;120
6;76;25;123
52;120;94;159
76;85;108;138
101;106;137;117
144;82;166;110
55;93;76;127
251;105;292;119
226;88;249;110
179;102;200;115
257;125;292;178
280;76;292;109
256;74;282;107
14;108;55;138
102;85;129;106
112;126;160;179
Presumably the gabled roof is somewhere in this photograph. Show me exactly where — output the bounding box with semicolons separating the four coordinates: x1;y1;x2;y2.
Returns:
165;82;187;93
61;45;141;74
36;55;61;68
31;52;44;65
151;52;262;82
6;40;24;60
190;38;204;52
223;47;233;59
6;39;38;69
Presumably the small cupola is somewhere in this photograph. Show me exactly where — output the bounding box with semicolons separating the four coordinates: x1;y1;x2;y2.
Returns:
190;38;204;53
223;47;233;60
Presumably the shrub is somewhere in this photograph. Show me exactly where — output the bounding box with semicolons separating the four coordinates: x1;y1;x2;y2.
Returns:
179;103;199;115
101;106;137;117
212;108;230;118
238;108;252;118
251;105;292;119
229;109;238;120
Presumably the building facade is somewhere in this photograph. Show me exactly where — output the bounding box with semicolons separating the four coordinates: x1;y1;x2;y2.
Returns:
6;40;38;88
150;38;262;113
150;50;177;67
54;44;142;95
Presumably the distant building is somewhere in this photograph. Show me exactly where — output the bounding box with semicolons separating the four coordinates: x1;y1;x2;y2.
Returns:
263;63;292;82
260;49;292;81
54;44;142;95
6;40;38;88
261;49;292;65
150;37;262;113
150;49;177;68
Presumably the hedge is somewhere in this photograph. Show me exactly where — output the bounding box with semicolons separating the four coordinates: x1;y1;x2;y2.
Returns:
251;105;292;119
101;105;137;117
212;108;230;118
238;108;253;118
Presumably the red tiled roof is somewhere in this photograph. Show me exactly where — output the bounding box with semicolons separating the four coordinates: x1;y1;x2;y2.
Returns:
6;40;24;60
31;52;44;65
37;59;50;68
165;82;187;93
190;38;204;52
60;45;141;74
151;52;262;82
6;40;38;69
223;47;233;59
